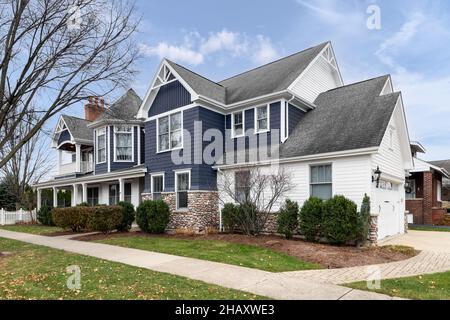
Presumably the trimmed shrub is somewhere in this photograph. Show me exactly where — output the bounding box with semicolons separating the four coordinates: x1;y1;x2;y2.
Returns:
52;207;89;232
37;204;54;226
86;206;123;234
77;202;91;207
299;197;323;242
358;195;371;245
221;203;239;233
277;199;299;239
117;201;135;232
322;195;359;245
136;200;171;233
235;202;259;236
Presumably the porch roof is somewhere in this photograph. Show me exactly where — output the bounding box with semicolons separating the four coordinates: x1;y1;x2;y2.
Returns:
33;165;147;189
410;158;450;179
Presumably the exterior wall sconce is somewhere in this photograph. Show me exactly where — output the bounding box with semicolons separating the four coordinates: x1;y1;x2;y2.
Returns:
372;166;382;188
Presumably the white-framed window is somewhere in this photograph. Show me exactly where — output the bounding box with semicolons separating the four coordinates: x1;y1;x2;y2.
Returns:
310;164;332;200
114;125;133;162
151;173;165;200
231;111;244;138
157;112;182;152
175;170;190;210
235;170;251;203
96;127;106;164
255;105;270;133
437;180;442;202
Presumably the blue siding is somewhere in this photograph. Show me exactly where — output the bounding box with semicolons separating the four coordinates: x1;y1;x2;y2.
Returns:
58;130;71;146
145;106;225;192
148;81;191;117
288;104;306;134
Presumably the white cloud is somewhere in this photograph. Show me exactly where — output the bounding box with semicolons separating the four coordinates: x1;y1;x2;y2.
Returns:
139;29;279;66
139;42;204;66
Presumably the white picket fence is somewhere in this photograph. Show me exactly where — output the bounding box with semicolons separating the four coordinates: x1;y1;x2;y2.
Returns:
0;208;37;226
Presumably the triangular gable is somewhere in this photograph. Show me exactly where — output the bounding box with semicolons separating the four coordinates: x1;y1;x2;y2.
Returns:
391;94;413;170
136;60;198;118
288;42;344;103
52;116;73;147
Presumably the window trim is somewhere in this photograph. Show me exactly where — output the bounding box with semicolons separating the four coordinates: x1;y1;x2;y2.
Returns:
309;163;333;200
151;172;165;197
437;180;442;202
235;170;251;204
96;127;107;165
156;111;184;153
254;104;270;134
174;169;191;211
113;125;134;163
231;110;245;138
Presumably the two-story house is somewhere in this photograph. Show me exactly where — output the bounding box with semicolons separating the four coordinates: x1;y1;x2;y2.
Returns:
35;41;413;241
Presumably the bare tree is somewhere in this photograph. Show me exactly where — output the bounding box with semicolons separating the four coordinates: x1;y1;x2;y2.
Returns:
217;167;293;235
0;0;139;169
1;112;54;209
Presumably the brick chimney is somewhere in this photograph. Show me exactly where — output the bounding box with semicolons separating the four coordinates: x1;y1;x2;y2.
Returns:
85;96;105;122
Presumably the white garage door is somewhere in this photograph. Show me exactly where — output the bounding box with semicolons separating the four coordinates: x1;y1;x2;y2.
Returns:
374;183;403;240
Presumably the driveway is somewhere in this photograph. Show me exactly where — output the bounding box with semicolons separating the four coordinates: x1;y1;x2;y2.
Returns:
381;230;450;253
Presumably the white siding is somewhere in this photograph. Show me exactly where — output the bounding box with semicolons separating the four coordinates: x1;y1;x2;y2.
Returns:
290;56;341;103
371;111;404;179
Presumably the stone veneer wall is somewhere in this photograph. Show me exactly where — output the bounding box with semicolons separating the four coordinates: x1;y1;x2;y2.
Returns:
142;191;219;233
369;214;378;245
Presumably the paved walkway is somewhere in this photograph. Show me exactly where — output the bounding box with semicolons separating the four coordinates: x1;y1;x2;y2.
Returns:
0;229;400;300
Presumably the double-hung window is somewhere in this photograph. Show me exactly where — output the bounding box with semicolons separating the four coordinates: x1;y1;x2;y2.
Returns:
152;174;164;200
158;112;182;152
115;125;133;161
232;111;244;137
235;170;251;203
176;171;190;210
255;105;269;133
96;128;106;164
310;165;332;200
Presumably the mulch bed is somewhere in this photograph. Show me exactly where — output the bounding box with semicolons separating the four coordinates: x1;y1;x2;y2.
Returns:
74;232;418;269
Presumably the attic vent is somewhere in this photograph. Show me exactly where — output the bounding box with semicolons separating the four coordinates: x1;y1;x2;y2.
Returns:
155;65;175;87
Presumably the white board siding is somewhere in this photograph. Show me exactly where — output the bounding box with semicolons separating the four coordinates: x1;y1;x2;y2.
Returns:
290;56;341;103
371;112;405;180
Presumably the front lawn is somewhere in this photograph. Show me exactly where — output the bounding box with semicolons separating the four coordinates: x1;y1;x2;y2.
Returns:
95;235;321;272
0;238;263;300
409;225;450;233
0;225;63;235
347;272;450;300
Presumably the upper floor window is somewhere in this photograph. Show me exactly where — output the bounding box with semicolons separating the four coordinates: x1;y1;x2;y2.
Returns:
310;164;332;200
232;111;244;138
96;128;106;164
115;125;133;162
158;112;182;152
255;105;269;133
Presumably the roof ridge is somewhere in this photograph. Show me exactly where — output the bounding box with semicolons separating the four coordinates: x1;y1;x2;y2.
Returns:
218;41;329;83
62;114;92;122
323;75;390;93
166;59;224;88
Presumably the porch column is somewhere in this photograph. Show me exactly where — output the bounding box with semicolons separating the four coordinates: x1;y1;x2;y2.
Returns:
82;183;88;203
53;187;58;208
75;144;82;172
423;172;433;225
37;189;42;211
72;184;78;207
119;178;125;202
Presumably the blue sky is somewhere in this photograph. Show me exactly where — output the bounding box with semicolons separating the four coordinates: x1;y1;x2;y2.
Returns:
61;0;450;161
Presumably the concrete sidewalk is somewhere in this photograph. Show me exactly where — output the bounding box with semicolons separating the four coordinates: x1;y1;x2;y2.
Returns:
0;229;399;300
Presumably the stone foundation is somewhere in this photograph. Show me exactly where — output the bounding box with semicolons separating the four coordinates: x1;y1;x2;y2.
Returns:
369;214;379;245
141;191;219;233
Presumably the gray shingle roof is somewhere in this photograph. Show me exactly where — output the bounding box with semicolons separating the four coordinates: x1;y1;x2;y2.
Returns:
165;42;328;105
166;60;226;104
61;115;93;142
429;160;450;174
97;89;143;122
219;42;328;104
280;75;399;158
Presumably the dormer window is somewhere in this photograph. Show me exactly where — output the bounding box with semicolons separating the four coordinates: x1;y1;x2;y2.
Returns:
114;125;133;162
96;127;106;164
255;105;270;133
232;111;244;138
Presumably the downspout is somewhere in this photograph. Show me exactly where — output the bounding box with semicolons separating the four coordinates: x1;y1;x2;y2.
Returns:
217;168;223;232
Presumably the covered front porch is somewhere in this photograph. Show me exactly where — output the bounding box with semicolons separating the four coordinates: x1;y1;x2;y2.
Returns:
35;167;147;210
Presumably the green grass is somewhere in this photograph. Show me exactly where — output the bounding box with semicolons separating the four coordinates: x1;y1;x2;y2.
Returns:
409;225;450;232
96;235;321;272
0;225;63;235
347;272;450;300
0;238;264;300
